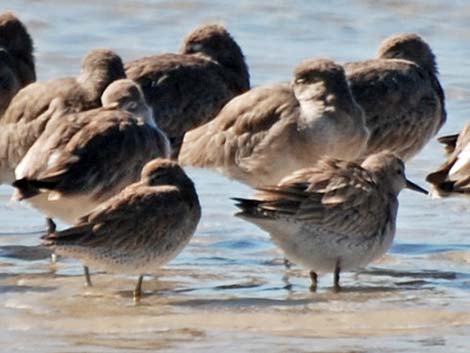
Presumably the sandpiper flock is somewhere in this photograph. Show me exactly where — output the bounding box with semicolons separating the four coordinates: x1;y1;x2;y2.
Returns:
0;11;462;301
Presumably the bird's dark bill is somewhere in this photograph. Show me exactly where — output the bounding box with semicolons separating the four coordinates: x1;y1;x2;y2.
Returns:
406;179;428;194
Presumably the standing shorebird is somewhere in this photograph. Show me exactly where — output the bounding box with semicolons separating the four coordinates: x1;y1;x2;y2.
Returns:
0;49;126;184
12;79;170;225
426;122;470;196
41;158;201;300
125;23;250;159
0;11;35;117
233;152;427;291
345;33;446;161
13;79;170;285
179;58;369;188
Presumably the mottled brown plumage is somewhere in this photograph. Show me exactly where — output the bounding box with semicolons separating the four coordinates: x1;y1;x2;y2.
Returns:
179;58;369;188
0;49;126;184
13;79;170;224
2;48;125;125
125;24;250;158
426;122;470;196
0;12;35;116
41;158;201;299
0;98;64;183
345;33;445;161
234;152;427;290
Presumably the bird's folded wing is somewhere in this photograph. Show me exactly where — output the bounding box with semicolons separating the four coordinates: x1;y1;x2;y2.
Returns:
239;159;385;237
46;186;188;250
17;110;165;196
345;60;444;155
126;54;231;135
2;78;77;124
179;84;297;173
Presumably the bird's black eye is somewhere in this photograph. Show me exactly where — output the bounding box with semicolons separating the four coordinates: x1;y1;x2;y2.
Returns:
396;169;403;175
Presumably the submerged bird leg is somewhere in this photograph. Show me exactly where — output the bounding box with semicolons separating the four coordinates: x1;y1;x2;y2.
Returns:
284;257;292;269
46;218;58;263
281;272;293;291
309;271;318;292
333;260;341;292
83;266;93;287
46;217;56;233
133;275;144;302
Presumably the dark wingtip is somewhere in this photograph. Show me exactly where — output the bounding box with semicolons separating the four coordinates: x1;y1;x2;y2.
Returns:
437;133;459;154
231;197;260;209
437;133;458;145
230;197;248;202
12;178;24;188
438;181;457;193
12;178;40;200
425;169;459;196
231;197;271;221
425;169;449;185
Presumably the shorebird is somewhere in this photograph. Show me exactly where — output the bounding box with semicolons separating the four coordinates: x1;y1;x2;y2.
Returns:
233;151;427;291
12;79;170;225
426;122;470;196
345;33;446;161
125;23;250;159
41;158;201;300
0;11;35;117
179;58;369;188
2;48;125;125
0;48;126;184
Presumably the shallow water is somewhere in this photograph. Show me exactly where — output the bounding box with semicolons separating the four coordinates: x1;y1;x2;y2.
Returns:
1;0;470;352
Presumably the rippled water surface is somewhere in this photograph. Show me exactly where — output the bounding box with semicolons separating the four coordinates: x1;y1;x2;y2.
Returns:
1;1;470;352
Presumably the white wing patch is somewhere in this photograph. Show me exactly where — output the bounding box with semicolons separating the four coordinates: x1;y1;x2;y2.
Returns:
449;144;470;179
14;151;33;179
46;149;61;170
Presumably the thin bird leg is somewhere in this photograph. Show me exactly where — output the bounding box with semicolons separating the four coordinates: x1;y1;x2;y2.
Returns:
134;275;144;302
333;260;341;292
283;258;292;269
83;266;93;287
309;271;318;292
46;218;56;233
46;218;58;263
